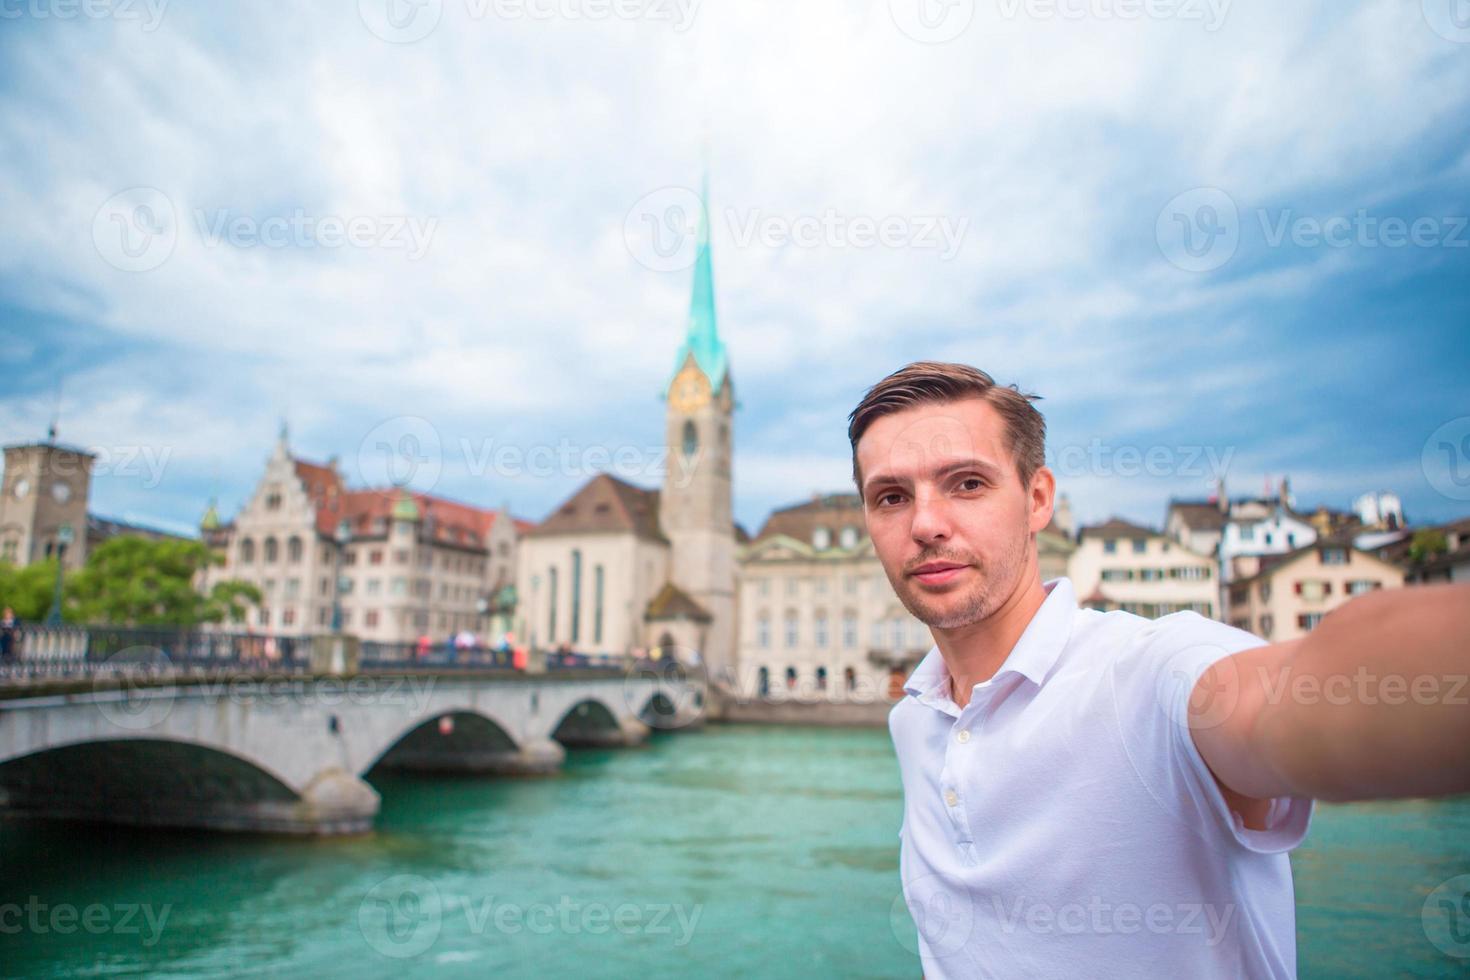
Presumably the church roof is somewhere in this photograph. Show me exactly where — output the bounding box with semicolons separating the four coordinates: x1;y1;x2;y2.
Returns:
667;175;729;395
753;492;866;546
644;582;712;623
524;473;666;543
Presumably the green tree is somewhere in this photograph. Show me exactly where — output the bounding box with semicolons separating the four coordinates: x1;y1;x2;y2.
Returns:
65;537;261;627
1407;529;1448;564
0;559;63;622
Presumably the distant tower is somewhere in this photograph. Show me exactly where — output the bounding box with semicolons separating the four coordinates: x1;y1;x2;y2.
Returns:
0;436;95;570
659;176;736;675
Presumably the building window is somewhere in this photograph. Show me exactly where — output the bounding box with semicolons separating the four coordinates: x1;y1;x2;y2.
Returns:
816;666;828;690
240;538;255;563
1103;539;1117;555
1258;614;1273;638
1347;580;1379;596
890;618;904;651
1132;539;1147;554
814;613;829;648
282;608;296;626
757;579;770;597
264;537;278;563
839;526;859;549
547;566;558;642
783;611;799;648
285;578;300;599
1297;612;1325;631
593;564;605;645
287;536;303;563
366;610;379;627
757;614;771;649
682;420;698;457
785;666;797;689
812;527;831;550
370;549;384;565
786;577;799;597
1259;582;1272;602
1321;548;1348;565
843;576;857;595
367;579;381;596
842;612;857;649
570;550;582;643
814;577;827;595
257;607;269;626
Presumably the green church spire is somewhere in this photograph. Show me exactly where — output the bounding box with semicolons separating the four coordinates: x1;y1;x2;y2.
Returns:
669;174;729;395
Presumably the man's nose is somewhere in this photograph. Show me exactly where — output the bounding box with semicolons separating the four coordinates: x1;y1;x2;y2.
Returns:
909;487;952;545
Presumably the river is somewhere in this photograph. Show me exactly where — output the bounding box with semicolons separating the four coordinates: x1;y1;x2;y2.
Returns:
1;725;1466;977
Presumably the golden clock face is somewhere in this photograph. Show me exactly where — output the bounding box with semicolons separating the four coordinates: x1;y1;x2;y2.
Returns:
669;365;710;413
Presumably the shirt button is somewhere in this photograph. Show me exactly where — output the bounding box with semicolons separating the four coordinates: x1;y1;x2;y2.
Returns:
956;729;971;743
944;789;959;807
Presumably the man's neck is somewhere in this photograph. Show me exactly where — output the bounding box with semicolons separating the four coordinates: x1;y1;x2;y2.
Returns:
932;570;1049;710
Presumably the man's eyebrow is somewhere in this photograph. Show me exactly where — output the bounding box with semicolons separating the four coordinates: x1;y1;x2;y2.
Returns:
861;457;1002;496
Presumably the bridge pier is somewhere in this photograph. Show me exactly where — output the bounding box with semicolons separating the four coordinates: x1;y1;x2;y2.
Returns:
557;715;650;748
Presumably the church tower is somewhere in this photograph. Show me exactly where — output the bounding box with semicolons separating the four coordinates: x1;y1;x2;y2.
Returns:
659;177;736;675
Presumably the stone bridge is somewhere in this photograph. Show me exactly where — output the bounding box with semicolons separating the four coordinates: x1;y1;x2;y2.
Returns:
0;669;703;835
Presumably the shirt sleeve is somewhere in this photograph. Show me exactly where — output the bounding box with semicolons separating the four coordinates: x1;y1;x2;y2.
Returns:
1112;613;1314;854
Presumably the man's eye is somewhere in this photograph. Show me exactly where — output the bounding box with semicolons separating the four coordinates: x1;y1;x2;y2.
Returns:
958;478;984;492
877;492;905;507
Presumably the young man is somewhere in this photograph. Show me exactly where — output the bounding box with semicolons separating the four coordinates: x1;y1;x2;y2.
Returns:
851;361;1469;979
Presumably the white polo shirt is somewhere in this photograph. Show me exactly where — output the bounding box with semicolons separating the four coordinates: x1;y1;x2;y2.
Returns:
890;578;1313;979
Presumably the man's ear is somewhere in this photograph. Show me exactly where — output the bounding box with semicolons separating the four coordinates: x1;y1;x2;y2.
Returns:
1028;466;1056;534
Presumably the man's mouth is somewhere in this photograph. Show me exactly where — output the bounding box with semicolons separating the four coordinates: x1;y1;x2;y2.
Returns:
909;561;970;586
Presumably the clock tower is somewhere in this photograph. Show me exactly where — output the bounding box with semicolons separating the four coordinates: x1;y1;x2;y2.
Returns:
658;177;737;676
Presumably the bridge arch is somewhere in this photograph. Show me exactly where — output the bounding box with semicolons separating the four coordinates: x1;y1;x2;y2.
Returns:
0;738;348;833
368;709;530;776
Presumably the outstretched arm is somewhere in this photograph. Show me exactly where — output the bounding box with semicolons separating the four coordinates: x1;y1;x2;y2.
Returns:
1191;583;1470;805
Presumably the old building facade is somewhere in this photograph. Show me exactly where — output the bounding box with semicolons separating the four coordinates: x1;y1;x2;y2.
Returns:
203;428;522;643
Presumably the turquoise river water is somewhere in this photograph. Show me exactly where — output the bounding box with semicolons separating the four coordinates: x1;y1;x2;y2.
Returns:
1;725;1467;977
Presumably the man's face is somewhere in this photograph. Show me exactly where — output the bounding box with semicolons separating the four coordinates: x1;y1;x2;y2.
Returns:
856;398;1052;630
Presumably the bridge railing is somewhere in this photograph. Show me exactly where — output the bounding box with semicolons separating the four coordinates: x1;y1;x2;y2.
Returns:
0;624;313;682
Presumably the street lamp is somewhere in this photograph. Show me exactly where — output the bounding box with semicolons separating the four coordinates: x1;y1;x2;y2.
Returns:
45;523;74;625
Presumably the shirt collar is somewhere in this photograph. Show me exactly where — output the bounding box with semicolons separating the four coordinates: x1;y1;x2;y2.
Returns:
902;577;1078;700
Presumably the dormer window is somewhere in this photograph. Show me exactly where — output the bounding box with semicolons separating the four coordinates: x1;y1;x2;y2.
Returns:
812;526;832;550
682;419;698;458
839;526;859;549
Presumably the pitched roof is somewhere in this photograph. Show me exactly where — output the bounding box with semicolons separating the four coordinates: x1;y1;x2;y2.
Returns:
644;582;712;623
754;492;866;547
1078;517;1158;541
1230;533;1391;586
1167;499;1226;532
524;473;666;543
291;455;516;548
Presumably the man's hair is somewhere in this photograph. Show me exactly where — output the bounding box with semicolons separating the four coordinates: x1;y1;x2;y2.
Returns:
847;361;1046;491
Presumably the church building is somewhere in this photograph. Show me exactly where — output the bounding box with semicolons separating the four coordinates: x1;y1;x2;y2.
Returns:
514;182;739;674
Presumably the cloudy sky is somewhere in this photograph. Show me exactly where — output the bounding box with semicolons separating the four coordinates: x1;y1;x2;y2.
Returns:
1;0;1467;537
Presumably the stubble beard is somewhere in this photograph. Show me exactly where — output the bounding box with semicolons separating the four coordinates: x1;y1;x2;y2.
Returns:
895;531;1029;631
